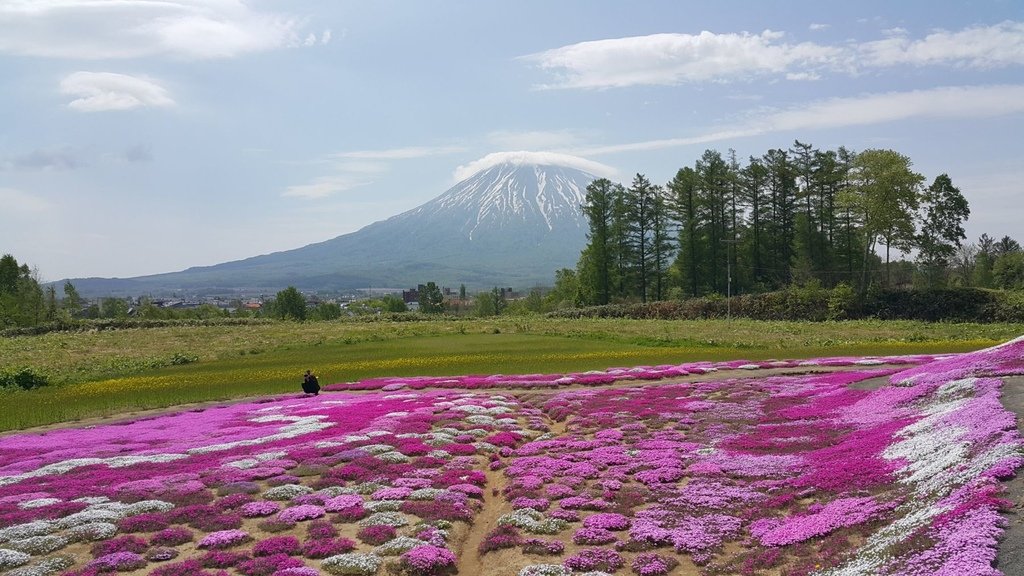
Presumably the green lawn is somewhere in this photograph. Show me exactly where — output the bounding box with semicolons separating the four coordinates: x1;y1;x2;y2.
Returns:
0;317;1017;432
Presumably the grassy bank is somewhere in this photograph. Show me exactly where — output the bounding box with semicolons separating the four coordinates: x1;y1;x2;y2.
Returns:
1;317;1017;431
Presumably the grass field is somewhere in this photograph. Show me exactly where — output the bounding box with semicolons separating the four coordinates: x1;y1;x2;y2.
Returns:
1;317;1019;431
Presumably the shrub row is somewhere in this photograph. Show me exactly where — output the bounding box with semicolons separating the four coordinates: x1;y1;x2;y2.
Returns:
548;287;1024;323
0;317;272;338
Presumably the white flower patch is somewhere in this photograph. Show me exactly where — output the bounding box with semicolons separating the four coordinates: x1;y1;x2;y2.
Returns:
452;405;488;414
373;536;426;556
357;512;409;527
317;487;357;497
427;450;451;459
519;564;571;576
56;508;121;529
384;412;409;418
738;364;761;370
935;377;979;399
0;549;32;570
263;484;313;501
395;433;426;439
344;435;371;443
0;522;56;544
365;500;402;512
188;416;333;454
377;451;410;463
225;458;260;470
359;444;397;455
366;430;391;438
2;554;74;576
254;405;284;412
408;488;446;501
65;522;117;542
6;535;67;556
321;400;348;405
496;417;519;425
314;441;346;448
17;499;60;510
72;497;109;505
125;500;174;514
321;553;382;576
383;394;418;400
255;451;288;461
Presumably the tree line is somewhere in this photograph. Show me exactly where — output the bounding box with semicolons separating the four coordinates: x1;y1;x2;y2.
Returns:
565;141;1010;306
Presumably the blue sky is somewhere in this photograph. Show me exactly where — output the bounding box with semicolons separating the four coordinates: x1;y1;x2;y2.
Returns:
2;0;1022;281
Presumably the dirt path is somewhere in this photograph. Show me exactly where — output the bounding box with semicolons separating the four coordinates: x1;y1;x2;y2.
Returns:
997;375;1024;574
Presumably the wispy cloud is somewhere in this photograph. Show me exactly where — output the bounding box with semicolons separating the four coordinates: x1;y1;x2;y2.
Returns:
572;84;1024;155
524;21;1024;89
282;176;372;199
285;145;463;200
522;30;845;88
453;151;617;182
0;0;324;60
809;23;830;31
859;20;1024;67
61;72;174;112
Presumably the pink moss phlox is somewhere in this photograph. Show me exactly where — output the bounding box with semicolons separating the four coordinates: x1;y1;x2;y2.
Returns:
750;496;889;547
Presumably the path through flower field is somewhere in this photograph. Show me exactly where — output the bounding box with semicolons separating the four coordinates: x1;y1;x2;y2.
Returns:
1;339;1022;576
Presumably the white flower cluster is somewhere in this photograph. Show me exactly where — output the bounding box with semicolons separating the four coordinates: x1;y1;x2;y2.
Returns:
0;549;32;570
372;536;426;556
0;522;55;543
263;484;314;501
5;535;67;556
359;444;397;455
321;552;383;576
408;489;446;501
357;512;409;527
497;509;567;535
365;500;401;513
318;487;357;498
427;450;451;459
377;451;411;463
66;522;118;542
17;498;61;510
518;565;570;576
2;554;74;576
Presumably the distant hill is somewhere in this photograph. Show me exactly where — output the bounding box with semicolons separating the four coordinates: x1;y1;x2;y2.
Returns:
65;161;597;297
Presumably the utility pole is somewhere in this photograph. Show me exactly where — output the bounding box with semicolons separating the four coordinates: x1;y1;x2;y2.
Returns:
721;239;740;320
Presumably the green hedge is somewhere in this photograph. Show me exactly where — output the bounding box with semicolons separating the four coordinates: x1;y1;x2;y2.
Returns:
549;287;1024;323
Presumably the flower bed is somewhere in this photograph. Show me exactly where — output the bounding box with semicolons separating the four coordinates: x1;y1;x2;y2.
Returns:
0;340;1020;575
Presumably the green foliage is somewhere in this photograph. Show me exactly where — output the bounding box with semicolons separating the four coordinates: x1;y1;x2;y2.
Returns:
550;286;1023;323
993;252;1024;290
418;282;445;313
310;302;343;320
0;367;49;390
271;286;307;321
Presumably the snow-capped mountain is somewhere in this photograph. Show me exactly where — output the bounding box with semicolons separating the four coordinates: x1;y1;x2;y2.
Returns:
67;162;599;295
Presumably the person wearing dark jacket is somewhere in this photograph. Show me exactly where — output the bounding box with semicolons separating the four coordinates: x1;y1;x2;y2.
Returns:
302;370;320;395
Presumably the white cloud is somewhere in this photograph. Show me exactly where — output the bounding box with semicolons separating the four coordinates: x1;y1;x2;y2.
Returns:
453;151;617;182
524;21;1024;88
282;176;371;199
809;23;830;31
321;29;332;45
521;30;846;88
61;72;174;112
574;84;1024;155
860;20;1024;68
0;0;320;59
0;188;51;213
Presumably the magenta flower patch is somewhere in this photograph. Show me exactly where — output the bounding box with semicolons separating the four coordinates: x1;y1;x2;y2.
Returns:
0;340;1021;575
